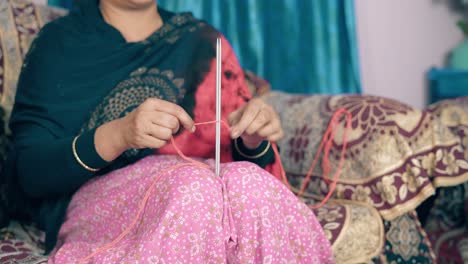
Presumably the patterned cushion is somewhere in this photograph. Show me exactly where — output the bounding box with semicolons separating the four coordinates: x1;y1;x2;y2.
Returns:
305;198;384;263
0;0;66;121
264;91;468;221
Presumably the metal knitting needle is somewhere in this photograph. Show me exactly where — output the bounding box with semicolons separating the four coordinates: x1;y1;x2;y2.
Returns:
215;38;221;177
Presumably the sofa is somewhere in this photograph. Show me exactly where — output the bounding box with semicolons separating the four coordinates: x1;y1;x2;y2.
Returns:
0;0;466;263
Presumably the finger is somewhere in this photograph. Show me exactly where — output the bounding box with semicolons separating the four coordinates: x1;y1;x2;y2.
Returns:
144;98;195;132
141;134;168;149
267;130;285;142
227;106;244;126
228;110;242;133
245;109;269;135
256;122;278;138
147;125;173;141
151;111;180;134
231;100;263;138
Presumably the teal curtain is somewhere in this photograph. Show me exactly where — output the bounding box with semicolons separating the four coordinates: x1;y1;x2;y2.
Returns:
48;0;72;9
48;0;361;94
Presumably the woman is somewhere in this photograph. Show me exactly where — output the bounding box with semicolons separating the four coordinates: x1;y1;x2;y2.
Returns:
9;0;334;262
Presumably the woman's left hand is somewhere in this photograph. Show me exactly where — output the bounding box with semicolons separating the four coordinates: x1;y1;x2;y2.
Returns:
228;98;284;149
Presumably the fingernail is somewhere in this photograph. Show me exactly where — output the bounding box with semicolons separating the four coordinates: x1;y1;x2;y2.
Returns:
191;126;196;133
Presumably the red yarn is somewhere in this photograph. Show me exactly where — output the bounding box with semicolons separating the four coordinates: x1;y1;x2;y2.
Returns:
297;108;351;209
78;110;351;263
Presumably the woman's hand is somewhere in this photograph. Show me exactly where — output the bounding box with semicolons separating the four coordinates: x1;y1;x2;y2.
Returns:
95;98;195;161
228;98;284;149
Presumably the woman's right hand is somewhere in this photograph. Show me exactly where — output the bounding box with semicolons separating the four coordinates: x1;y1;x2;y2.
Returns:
95;98;195;162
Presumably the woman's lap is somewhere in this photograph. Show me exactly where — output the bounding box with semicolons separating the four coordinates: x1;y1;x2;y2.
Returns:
50;155;334;264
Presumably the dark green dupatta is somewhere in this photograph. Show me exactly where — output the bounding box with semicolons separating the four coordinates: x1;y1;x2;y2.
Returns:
9;0;219;251
12;0;219;173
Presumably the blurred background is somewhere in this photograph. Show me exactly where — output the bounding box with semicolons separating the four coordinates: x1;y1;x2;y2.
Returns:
36;0;468;108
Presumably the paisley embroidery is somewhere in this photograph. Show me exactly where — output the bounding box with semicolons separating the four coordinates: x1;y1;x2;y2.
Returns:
81;67;185;158
83;67;184;130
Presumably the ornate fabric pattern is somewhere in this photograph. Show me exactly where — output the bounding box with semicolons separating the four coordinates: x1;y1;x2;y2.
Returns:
428;97;468;171
0;200;385;264
82;67;184;131
303;197;384;264
81;67;185;159
0;0;66;120
387;214;422;260
264;92;468;220
1;211;434;264
0;199;387;264
49;157;334;263
371;211;436;264
145;13;204;45
425;98;468;264
425;182;467;264
0;222;47;264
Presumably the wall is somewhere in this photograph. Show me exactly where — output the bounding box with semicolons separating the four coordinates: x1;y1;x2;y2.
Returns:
355;0;463;109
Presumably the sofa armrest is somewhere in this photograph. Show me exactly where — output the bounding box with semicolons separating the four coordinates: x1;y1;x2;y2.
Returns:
262;91;468;220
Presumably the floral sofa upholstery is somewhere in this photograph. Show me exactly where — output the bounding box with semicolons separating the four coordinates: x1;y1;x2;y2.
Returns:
0;0;467;263
262;91;468;264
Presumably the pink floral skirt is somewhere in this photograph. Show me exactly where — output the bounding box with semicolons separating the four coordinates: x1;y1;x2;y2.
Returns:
49;155;334;263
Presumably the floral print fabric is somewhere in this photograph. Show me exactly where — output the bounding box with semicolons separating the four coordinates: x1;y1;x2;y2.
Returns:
49;155;334;263
264;92;468;220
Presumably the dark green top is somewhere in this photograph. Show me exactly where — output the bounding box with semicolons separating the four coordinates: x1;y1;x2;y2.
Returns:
7;0;274;252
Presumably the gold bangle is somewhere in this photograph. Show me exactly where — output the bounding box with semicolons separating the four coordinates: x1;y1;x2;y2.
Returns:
72;135;100;172
234;139;271;159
